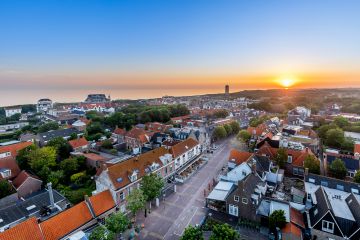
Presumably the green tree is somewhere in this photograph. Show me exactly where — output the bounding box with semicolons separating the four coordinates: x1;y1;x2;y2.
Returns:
213;109;229;119
141;173;164;205
317;123;337;139
70;171;88;185
213;126;227;140
223;124;233;136
47;170;64;187
60;158;79;177
89;226;115;240
325;128;345;148
101;139;113;149
180;225;204;240
28;147;57;181
16;144;36;170
47;137;71;159
0;180;14;198
304;155;320;174
354;171;360;183
229;121;240;135
329;158;347;179
269;210;287;230
126;188;146;218
105;211;130;237
341;137;355;152
237;130;251;143
38;121;59;133
209;223;239;240
334;116;350;129
274;148;287;169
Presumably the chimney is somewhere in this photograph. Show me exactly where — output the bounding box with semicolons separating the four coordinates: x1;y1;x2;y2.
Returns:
47;182;55;208
252;162;257;174
305;168;309;176
305;147;309;153
84;195;96;218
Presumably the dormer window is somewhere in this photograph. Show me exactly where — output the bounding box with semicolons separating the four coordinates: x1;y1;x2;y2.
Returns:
150;162;160;172
130;171;138;182
0;169;11;178
287;155;293;163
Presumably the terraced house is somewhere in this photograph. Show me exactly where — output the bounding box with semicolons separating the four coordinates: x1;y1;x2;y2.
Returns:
95;147;175;212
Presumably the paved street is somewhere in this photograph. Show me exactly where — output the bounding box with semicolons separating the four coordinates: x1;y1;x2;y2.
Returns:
136;137;239;240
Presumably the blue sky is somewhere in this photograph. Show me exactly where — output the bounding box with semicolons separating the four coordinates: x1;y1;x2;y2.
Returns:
0;0;360;105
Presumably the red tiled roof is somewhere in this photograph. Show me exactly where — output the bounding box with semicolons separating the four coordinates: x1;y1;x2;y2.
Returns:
355;143;360;154
282;222;302;238
0;141;32;157
114;127;126;135
257;142;316;167
145;122;171;133
125;128;149;144
228;149;253;166
247;124;267;136
83;153;108;162
0;217;43;240
68;137;88;149
170;138;199;158
89;190;115;216
171;115;190;121
107;147;170;190
40;202;93;240
12;170;41;189
290;208;305;229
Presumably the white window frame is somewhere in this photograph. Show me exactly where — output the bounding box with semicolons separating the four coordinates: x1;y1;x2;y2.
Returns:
322;220;334;234
234;195;240;202
242;198;248;204
287;155;293;163
229;204;238;217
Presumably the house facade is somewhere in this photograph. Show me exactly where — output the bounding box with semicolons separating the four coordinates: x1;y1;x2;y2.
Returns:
95;147;175;212
4;106;22;117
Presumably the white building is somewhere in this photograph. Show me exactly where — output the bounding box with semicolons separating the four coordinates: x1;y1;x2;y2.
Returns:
37;98;53;113
4;106;22;117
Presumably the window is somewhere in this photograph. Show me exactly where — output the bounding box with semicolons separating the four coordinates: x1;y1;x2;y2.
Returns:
287;155;293;163
314;209;318;216
351;188;359;194
293;168;299;175
119;192;125;201
234;196;240;202
322;220;334;233
229;204;238;217
242;198;248;204
336;184;344;191
321;181;328;187
309;178;315;183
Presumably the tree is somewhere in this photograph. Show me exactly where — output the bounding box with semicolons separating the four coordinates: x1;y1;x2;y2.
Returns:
101;139;113;149
223;124;233;136
317;123;337;139
209;223;239;240
229;121;240;135
304;155;320;174
47;137;71;159
325;128;345;149
334;116;350;129
237;130;251;143
354;171;360;183
38;121;59;133
329;158;347;179
70;171;88;185
213;126;227;140
0;180;14;198
213;109;228;119
141;173;164;205
126;188;146;218
60;158;79;177
274;148;287;169
28;147;57;181
180;225;204;240
16;144;36;170
47;170;64;187
105;211;129;237
89;226;114;240
269;210;287;230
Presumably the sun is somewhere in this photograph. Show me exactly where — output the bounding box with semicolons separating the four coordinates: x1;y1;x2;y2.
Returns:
278;78;296;88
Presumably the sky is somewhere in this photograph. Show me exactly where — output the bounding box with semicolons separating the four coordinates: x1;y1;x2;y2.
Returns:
0;0;360;106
